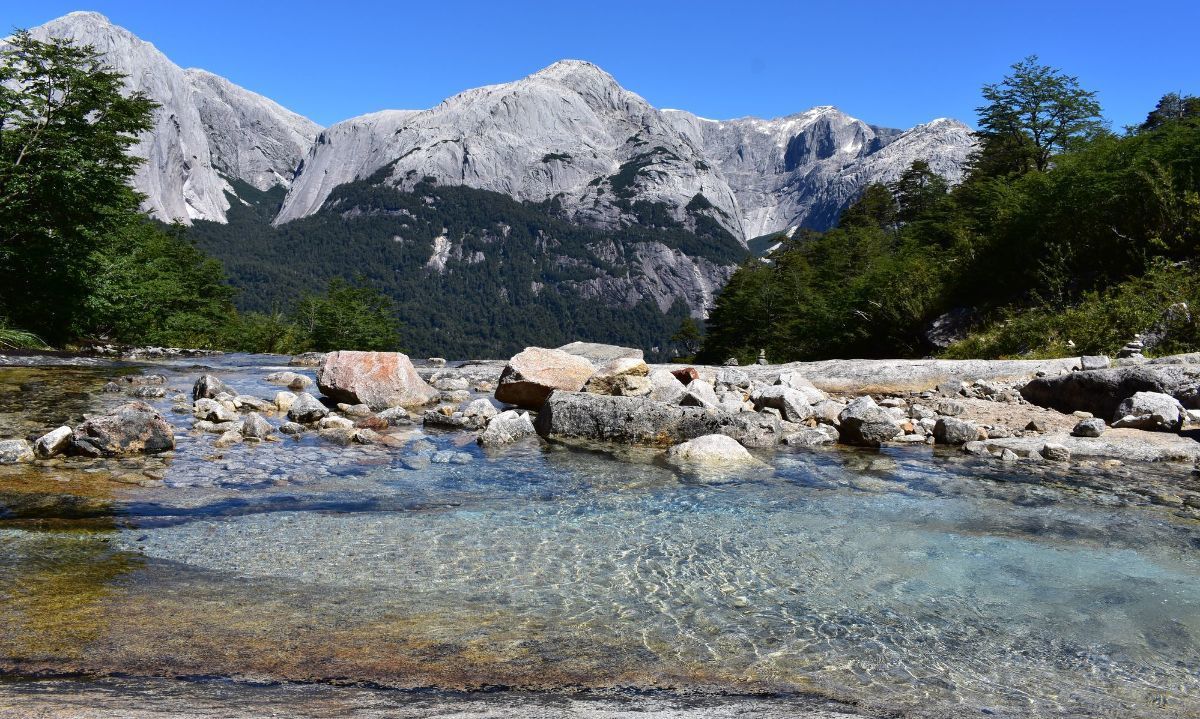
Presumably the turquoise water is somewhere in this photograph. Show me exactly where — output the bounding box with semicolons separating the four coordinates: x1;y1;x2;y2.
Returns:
0;355;1197;718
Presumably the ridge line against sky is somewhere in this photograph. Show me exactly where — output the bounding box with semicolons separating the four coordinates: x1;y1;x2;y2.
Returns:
3;0;1198;131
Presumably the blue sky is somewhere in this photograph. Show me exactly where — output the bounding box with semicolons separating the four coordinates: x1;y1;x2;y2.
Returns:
5;1;1197;130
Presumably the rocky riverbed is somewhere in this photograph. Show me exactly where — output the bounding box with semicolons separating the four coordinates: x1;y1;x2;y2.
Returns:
0;346;1198;718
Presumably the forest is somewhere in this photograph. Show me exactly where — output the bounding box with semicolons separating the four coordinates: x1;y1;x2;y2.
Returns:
699;58;1200;364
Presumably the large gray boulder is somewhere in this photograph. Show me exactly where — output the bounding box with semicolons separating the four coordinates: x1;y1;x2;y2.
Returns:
1112;392;1186;432
751;385;814;422
287;392;330;423
933;417;984;445
648;369;687;403
192;374;234;400
773;371;827;404
534;392;731;446
1020;365;1196;418
317;351;438;410
478;410;537;447
495;347;596;409
71;401;175;457
837;396;903;446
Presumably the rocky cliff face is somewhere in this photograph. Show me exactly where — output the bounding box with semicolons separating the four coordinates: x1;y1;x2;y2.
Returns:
278;61;975;241
23;12;320;224
276;60;745;240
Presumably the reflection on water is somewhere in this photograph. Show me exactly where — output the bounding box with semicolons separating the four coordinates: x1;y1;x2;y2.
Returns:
0;355;1197;719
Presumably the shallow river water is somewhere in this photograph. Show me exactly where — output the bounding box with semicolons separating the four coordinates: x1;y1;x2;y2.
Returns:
0;355;1197;718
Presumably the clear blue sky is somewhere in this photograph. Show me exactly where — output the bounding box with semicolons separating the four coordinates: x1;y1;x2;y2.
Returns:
5;1;1197;130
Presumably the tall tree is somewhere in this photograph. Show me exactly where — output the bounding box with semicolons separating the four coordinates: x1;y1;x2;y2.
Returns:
0;31;156;342
972;55;1103;177
1139;92;1200;132
890;160;949;223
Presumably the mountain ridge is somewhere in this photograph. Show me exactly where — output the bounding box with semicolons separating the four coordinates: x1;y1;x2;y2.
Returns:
21;12;974;240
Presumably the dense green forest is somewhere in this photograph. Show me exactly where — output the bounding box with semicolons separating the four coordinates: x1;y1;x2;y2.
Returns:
700;59;1200;363
186;169;740;359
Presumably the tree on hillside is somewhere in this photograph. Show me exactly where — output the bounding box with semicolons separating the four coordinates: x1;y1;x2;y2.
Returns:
891;160;949;223
838;183;897;230
972;55;1103;177
670;316;703;357
1139;92;1200;132
293;277;402;352
0;31;157;343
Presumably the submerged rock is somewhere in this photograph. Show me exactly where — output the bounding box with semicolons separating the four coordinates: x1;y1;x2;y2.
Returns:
0;439;34;464
495;347;596;409
666;434;763;467
71;401;175;457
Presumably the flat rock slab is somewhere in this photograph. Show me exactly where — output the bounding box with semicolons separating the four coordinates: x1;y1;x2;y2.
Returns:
979;428;1200;463
556;341;643;364
535;392;734;446
652;358;1082;395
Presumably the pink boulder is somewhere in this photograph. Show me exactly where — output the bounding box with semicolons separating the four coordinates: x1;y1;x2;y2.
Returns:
317;351;438;410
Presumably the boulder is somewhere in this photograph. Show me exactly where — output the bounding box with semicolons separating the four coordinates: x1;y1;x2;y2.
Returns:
0;439;34;464
648;370;687;403
774;372;827;404
279;422;305;435
376;407;412;426
318;416;356;430
716;412;784;448
665;434;763;467
784;427;838;448
495;347;595;409
679;381;720;411
233;395;274;413
317;351;438;410
1041;443;1072;462
241;413;273;440
214;430;242;448
610;375;652;397
265;371;311;388
584;358;651;394
193;398;237;423
462;398;499;424
70;402;175;457
715;367;750;388
671;367;700;385
192;374;234;401
1021;365;1195;418
534;392;732;446
1079;355;1110;371
937;400;966;417
34;426;73;459
132;386;165;399
1071;418;1106;437
837;396;903;446
477;410;537;447
1112;391;1186;432
288;352;325;367
287;392;330;423
933;417;984;445
274;391;297;413
751;385;814;423
555;341;643;364
597;357;649;378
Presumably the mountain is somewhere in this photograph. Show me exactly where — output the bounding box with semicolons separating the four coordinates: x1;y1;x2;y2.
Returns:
20;11;320;224
277;60;976;241
20;12;978;353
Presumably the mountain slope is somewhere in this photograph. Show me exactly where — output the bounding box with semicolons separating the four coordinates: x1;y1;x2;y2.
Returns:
23;12;320;224
277;60;745;241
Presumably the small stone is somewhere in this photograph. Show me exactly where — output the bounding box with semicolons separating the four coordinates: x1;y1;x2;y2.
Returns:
1072;410;1093;419
241;412;273;440
192;374;234;401
671;367;700;385
937;400;966;417
1040;443;1072;462
318;416;355;430
34;426;73;459
0;439;34;464
999;448;1019;462
1025;419;1048;432
933;417;984;445
132;386;166;399
279;422;304;435
287;392;330;424
214;430;242;448
1071;418;1106;438
274;391;297;413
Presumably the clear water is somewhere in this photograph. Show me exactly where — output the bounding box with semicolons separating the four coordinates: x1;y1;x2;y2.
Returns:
0;355;1198;718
